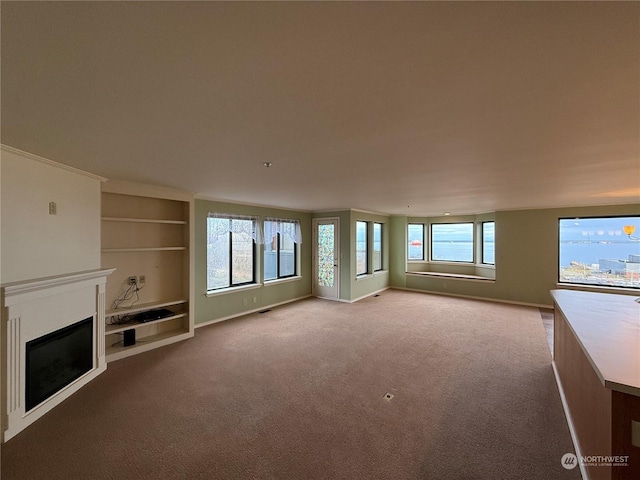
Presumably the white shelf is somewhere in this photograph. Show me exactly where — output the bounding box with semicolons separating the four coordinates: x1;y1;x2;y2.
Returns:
105;328;193;362
106;312;187;334
106;298;187;317
102;217;187;225
101;183;194;363
102;246;187;253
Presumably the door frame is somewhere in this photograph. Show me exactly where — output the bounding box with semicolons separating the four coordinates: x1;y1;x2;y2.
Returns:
312;217;340;300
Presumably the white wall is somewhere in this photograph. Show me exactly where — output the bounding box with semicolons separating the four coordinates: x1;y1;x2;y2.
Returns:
1;146;103;283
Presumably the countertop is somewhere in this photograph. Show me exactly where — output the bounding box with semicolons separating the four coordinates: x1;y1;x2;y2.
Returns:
551;289;640;397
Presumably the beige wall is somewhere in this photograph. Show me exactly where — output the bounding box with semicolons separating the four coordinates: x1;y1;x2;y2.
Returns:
349;210;390;301
0;147;102;283
194;198;312;325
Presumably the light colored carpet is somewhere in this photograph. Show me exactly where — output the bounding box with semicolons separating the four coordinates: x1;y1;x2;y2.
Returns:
2;290;580;479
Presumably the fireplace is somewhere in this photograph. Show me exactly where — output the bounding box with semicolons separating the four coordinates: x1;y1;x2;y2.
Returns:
26;317;94;412
2;268;114;441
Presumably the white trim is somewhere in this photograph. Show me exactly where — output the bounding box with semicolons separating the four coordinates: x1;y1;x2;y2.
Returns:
195;294;313;329
556;282;639;296
2;269;116;305
0;144;107;182
406;271;495;283
195;194;311;213
407;260;496;270
206;283;262;297
349;207;390;217
102;179;194;202
263;276;303;286
552;361;588;480
312;217;340;301
355;274;373;281
393;287;553;309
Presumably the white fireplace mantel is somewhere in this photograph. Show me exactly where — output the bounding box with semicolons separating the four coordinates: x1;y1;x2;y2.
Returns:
2;268;114;441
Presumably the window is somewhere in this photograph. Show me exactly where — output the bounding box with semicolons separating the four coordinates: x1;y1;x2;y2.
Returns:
482;221;495;265
408;223;424;260
207;215;258;291
373;223;383;271
559;216;640;288
264;218;300;280
431;223;474;262
356;221;368;275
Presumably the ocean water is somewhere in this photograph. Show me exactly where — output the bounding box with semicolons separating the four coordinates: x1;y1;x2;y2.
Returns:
409;242;484;263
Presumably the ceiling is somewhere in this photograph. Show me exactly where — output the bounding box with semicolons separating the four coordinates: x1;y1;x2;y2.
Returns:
1;1;639;216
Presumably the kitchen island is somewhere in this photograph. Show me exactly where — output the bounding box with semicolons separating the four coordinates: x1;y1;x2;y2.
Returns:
551;289;640;480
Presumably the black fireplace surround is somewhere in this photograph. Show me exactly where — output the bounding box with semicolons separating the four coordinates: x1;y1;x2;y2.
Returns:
25;317;93;412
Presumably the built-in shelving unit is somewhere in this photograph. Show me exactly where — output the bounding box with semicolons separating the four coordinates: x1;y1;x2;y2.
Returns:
101;180;195;362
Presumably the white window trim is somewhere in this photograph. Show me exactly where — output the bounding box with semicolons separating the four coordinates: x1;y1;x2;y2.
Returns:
206;283;262;297
355;273;373;281
264;275;303;286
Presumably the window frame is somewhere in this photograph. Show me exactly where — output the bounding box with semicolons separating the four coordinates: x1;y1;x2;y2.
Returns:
264;220;298;281
408;223;425;261
558;215;640;289
373;222;383;272
356;220;369;276
430;222;475;263
206;216;257;292
481;221;495;265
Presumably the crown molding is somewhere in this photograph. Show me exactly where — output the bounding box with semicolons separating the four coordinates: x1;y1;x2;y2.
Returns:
1;144;107;182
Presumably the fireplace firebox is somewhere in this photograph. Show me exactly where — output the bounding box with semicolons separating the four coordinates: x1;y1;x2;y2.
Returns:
25;317;94;411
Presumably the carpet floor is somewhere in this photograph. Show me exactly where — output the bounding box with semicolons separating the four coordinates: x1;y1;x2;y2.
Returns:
2;290;580;479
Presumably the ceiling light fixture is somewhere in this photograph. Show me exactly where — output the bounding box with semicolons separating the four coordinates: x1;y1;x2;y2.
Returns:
263;162;272;168
444;212;451;216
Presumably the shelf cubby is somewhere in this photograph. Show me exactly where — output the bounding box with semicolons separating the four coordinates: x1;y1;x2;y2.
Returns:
101;180;194;362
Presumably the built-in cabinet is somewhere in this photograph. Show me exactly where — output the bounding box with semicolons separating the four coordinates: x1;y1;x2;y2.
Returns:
101;180;194;362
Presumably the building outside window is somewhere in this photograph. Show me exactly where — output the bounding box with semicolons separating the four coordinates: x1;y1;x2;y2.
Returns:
559;216;640;288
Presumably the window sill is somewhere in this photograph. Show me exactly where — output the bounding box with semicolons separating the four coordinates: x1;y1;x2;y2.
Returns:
206;283;261;297
406;271;495;283
556;283;639;295
355;271;388;281
408;260;495;270
264;275;303;286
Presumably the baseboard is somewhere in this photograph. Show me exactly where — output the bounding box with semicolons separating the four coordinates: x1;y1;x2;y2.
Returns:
194;294;313;329
552;361;588;480
349;286;390;303
391;287;554;309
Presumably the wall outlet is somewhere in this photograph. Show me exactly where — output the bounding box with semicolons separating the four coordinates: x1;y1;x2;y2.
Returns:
139;275;146;285
252;296;257;304
128;276;137;285
48;201;57;215
242;298;248;306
